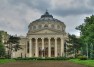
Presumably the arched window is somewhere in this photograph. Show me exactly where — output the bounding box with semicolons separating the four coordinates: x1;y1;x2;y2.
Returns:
38;25;42;29
51;25;54;29
57;25;60;29
33;26;36;29
29;26;32;30
44;24;48;28
62;27;64;31
31;26;33;30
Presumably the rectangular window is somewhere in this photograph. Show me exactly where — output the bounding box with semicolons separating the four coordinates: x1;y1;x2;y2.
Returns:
27;41;29;53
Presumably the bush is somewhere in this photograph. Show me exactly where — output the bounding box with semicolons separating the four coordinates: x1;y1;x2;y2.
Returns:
15;57;69;60
0;57;5;59
4;54;11;59
78;56;87;60
0;42;5;57
68;57;75;59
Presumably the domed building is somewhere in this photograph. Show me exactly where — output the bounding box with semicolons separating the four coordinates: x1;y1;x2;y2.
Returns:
12;11;68;58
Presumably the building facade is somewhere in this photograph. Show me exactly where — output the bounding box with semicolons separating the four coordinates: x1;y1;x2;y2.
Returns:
0;31;9;43
12;11;68;58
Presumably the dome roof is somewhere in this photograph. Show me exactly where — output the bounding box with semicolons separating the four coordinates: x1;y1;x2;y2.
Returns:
28;11;66;35
31;10;65;26
41;10;53;18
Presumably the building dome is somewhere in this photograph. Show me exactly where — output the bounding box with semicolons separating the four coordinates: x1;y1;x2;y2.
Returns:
28;11;66;34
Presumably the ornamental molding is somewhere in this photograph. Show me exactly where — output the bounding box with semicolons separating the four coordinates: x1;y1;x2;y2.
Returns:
28;28;64;34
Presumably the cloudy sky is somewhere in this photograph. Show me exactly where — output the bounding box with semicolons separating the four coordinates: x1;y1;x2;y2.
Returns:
0;0;94;36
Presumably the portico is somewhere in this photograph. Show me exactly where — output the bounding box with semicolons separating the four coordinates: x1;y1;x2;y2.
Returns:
29;37;64;57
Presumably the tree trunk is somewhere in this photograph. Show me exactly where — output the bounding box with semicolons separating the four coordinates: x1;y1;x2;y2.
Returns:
74;48;76;58
86;43;88;59
90;43;93;59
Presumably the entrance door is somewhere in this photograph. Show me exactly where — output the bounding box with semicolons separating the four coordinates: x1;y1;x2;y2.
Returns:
44;47;48;57
51;47;54;57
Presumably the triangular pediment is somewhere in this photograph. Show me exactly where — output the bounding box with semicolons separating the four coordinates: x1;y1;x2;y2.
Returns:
31;29;63;34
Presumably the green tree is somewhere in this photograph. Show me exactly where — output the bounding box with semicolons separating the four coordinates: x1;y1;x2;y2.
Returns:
7;35;21;58
0;32;5;57
66;34;82;58
0;32;2;43
76;15;94;58
0;42;5;57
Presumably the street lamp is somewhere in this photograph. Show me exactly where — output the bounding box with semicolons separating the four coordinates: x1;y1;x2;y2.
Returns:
42;48;45;59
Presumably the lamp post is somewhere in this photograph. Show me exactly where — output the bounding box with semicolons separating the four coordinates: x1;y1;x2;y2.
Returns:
42;48;45;58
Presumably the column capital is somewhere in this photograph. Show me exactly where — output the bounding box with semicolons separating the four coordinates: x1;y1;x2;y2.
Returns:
30;38;32;40
60;37;64;39
41;37;44;39
54;37;57;40
35;38;38;40
29;38;32;40
48;37;51;40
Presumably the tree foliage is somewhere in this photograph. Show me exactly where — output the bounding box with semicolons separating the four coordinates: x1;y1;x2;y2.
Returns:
6;35;21;58
76;15;94;58
8;36;20;44
76;15;94;43
7;35;21;51
0;32;5;57
0;32;2;43
0;42;5;57
66;34;82;57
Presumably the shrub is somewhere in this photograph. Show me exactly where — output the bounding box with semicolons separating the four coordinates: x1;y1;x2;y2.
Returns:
68;57;75;59
4;54;11;59
78;56;87;60
15;57;69;60
0;42;5;57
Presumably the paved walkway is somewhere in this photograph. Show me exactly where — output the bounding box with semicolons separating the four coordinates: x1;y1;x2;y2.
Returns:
0;61;87;67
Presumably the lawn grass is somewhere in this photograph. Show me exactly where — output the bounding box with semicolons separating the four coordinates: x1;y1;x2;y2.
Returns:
1;58;94;67
0;59;16;64
68;59;94;67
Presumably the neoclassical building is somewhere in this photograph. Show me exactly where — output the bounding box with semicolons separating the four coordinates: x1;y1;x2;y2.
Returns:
12;11;68;58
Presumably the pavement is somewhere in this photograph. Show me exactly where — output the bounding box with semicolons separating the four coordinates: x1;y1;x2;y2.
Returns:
0;61;87;67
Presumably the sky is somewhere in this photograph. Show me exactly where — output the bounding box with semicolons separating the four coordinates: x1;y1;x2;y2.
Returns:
0;0;94;36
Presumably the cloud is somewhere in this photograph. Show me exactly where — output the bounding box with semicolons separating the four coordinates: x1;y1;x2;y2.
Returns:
0;0;94;36
9;0;51;12
88;0;94;7
50;0;94;17
0;0;41;35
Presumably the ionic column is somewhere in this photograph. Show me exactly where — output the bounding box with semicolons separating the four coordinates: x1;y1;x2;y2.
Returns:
42;38;44;57
35;38;38;57
55;38;57;57
48;38;51;57
29;39;32;57
61;38;64;57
